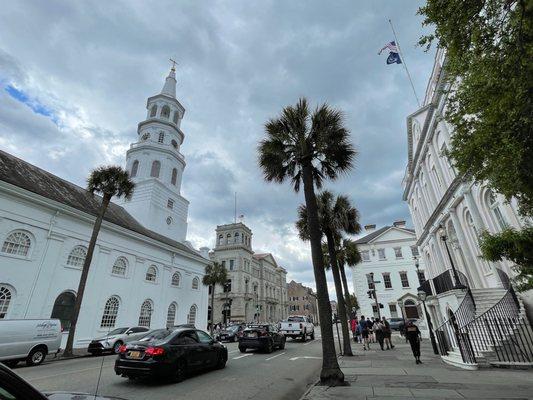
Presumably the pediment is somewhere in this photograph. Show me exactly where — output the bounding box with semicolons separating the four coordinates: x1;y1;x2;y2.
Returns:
368;227;416;244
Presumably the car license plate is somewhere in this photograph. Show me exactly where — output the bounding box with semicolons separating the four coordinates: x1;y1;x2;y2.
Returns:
247;332;257;338
128;351;142;359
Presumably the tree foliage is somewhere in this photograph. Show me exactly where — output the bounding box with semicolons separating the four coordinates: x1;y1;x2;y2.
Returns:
480;227;533;291
418;0;533;216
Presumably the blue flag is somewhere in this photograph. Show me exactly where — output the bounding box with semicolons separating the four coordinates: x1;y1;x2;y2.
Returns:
379;41;402;65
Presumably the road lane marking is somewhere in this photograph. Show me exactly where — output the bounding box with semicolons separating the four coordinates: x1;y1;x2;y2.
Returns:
265;352;285;361
24;364;114;381
289;356;322;361
232;353;254;360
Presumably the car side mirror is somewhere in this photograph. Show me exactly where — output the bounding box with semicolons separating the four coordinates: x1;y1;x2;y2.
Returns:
126;331;132;335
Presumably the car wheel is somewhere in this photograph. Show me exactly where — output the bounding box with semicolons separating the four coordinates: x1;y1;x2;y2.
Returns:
279;338;286;350
215;353;227;369
113;341;123;354
239;346;247;353
266;340;274;353
310;331;315;340
26;347;47;366
172;359;186;383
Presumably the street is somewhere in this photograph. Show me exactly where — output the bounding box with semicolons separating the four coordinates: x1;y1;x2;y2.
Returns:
13;333;327;400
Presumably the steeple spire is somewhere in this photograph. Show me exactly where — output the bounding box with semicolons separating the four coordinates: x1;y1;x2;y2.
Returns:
161;60;177;98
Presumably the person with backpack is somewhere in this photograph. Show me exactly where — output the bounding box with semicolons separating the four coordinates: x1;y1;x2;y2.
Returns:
405;320;423;364
382;316;394;350
359;315;370;350
374;319;385;350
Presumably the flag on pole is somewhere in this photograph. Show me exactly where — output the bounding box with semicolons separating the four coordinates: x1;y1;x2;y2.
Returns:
378;41;402;64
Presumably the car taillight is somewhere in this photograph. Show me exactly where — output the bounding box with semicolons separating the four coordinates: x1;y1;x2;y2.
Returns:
259;330;268;337
145;346;165;357
118;345;127;354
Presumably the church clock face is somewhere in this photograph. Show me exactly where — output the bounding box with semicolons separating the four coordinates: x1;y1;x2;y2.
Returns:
141;132;150;141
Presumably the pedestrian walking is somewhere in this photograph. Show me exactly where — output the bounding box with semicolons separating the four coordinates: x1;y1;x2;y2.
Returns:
366;317;375;343
360;315;370;350
350;317;358;342
382;316;394;349
374;320;385;350
405;320;423;364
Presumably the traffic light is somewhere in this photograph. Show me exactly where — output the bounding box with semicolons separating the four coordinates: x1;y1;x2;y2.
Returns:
367;290;373;299
379;303;384;309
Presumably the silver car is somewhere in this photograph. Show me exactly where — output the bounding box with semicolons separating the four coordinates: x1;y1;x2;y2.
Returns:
87;327;150;355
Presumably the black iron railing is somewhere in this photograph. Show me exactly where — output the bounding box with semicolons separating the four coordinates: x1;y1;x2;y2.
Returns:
418;279;433;296
433;269;469;295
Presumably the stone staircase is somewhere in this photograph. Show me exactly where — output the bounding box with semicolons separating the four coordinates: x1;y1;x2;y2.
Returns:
467;288;533;369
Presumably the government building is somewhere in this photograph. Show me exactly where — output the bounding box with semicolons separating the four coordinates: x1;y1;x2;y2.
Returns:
402;48;531;368
0;67;210;348
351;221;428;335
209;222;288;324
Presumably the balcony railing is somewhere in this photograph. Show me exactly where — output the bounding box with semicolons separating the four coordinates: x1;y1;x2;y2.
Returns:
432;269;469;295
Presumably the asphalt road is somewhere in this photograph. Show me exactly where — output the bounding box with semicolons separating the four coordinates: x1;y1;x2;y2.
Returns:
13;331;328;400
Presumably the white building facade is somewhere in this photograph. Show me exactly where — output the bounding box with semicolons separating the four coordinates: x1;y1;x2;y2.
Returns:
402;49;531;367
0;67;209;348
209;222;288;324
352;222;428;334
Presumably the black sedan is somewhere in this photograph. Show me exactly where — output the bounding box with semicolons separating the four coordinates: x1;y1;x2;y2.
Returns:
0;362;125;399
238;324;285;353
217;324;245;342
114;328;227;382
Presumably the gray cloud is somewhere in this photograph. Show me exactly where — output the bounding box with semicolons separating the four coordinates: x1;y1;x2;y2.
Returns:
0;0;435;297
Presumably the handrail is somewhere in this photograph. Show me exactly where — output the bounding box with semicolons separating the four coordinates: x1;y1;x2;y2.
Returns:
432;269;470;295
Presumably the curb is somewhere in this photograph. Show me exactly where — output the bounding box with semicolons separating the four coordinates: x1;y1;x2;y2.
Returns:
298;378;320;400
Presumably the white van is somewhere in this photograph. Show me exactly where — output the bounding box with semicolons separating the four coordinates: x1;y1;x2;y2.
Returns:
0;319;62;367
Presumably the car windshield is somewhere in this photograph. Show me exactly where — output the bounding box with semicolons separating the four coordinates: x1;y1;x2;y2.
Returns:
287;316;305;322
107;328;128;335
138;329;172;342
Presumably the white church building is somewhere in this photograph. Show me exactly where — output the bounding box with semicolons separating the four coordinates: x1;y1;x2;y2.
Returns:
0;66;210;348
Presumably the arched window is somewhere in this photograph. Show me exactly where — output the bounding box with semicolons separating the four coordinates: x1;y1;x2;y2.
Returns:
161;105;170;119
166;302;177;328
234;232;239;243
158;132;165;143
2;231;31;256
172;111;179;124
404;299;419;319
145;266;157;282
188;305;197;325
67;246;87;268
100;296;120;328
138;299;153;327
218;235;223;245
192;277;199;290
130;160;139;178
245;279;249;294
150;160;161;178
171;168;178;185
487;191;508;230
171;272;180;287
226;234;231;244
51;291;76;331
112;257;127;276
0;286;13;319
171;139;178;149
150;105;157;117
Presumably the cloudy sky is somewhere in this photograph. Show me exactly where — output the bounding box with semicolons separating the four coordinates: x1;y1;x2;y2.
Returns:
0;1;435;296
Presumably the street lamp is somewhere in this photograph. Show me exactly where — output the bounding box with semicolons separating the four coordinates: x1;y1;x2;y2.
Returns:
438;224;467;289
417;289;439;355
397;299;407;342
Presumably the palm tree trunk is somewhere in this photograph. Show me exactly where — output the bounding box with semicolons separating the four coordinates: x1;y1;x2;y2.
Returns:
339;263;352;316
63;195;111;357
301;162;344;385
210;287;215;336
325;230;353;357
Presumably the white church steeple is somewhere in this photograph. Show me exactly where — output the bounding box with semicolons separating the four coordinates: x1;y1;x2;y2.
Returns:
118;64;190;242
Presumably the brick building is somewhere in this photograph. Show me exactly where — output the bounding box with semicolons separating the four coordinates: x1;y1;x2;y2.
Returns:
286;280;319;324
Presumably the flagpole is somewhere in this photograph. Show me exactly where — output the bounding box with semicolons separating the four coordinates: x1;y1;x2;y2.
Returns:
388;19;421;107
234;192;237;224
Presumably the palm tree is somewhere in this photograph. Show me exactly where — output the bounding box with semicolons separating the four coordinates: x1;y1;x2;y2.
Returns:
297;191;357;356
63;166;135;357
203;261;229;336
258;98;355;385
337;238;361;309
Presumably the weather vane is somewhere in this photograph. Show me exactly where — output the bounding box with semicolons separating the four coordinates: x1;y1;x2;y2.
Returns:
169;58;178;71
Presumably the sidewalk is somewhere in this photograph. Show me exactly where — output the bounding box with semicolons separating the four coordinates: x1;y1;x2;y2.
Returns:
302;336;533;400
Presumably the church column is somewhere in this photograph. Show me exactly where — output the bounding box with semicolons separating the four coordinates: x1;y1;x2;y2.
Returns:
421;162;439;210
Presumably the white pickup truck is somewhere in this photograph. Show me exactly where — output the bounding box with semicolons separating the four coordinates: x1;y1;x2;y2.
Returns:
279;315;315;341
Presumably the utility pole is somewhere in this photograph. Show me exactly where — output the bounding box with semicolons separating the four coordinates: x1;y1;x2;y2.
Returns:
367;272;382;319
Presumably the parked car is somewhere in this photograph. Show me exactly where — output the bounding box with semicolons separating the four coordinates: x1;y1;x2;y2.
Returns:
88;326;151;355
388;318;404;331
0;362;126;399
216;324;245;342
0;319;62;367
114;328;227;382
238;324;285;353
279;315;315;341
